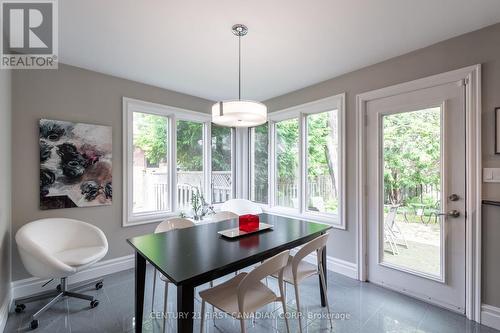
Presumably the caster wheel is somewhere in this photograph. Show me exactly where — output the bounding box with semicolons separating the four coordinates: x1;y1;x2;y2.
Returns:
90;300;99;308
30;320;39;330
56;284;61;292
95;281;103;290
15;304;26;313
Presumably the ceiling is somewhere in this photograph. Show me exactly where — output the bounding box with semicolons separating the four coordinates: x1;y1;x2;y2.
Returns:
60;0;500;102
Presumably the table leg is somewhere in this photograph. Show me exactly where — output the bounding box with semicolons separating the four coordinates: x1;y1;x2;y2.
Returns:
177;284;195;333
135;252;146;333
319;245;327;307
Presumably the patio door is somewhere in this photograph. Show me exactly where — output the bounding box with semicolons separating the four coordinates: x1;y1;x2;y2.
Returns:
365;80;466;312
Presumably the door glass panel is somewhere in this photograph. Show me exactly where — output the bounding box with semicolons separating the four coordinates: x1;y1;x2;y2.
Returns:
381;107;442;278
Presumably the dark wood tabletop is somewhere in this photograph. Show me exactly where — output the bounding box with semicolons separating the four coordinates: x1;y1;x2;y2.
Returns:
127;213;332;332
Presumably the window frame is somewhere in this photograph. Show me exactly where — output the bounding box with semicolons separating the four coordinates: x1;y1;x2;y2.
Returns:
248;93;346;229
123;97;235;227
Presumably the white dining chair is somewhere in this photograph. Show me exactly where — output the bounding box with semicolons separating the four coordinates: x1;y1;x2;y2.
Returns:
199;250;291;333
272;233;333;332
151;217;195;331
210;211;239;222
220;199;263;216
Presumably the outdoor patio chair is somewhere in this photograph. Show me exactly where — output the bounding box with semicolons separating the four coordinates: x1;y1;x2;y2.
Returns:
384;205;409;255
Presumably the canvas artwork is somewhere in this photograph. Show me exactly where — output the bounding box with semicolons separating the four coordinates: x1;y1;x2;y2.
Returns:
39;119;112;210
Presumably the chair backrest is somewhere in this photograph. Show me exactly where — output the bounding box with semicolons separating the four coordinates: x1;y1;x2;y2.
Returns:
154;217;195;234
385;205;399;228
292;233;330;278
220;199;263;216
210;211;239;223
237;250;289;312
16;218;106;254
15;218;108;278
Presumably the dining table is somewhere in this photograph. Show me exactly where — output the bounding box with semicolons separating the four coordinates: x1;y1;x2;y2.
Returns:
127;213;332;333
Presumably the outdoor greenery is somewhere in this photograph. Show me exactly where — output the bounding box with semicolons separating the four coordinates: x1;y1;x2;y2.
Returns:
383;107;441;206
251;123;269;203
274;112;339;211
176;120;203;171
134;117;233;172
133;113;168;165
134;111;341;211
211;124;231;171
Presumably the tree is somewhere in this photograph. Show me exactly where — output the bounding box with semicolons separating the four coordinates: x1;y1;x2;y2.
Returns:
133;113;168;165
211;125;232;171
383;108;440;204
176;120;203;171
134;117;232;172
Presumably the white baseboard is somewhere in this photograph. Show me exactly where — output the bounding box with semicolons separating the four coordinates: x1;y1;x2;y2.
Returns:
10;251;358;304
481;304;500;330
11;254;135;300
0;290;11;333
301;252;358;279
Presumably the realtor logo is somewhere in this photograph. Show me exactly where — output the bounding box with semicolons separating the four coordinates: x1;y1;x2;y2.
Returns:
1;0;58;69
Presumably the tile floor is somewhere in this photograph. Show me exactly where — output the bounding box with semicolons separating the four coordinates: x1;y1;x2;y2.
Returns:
4;265;499;333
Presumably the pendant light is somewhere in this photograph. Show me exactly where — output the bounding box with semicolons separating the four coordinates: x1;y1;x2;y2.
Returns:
212;24;267;128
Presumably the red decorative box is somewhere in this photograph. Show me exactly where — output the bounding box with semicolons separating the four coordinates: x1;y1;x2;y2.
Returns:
239;214;259;232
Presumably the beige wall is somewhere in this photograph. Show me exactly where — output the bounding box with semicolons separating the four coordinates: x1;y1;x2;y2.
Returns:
11;64;213;280
0;70;12;309
265;23;500;305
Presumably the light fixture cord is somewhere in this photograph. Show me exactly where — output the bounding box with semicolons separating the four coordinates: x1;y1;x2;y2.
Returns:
238;33;241;100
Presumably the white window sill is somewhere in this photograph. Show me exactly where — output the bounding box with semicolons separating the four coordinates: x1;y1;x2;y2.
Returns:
261;206;346;230
123;211;177;227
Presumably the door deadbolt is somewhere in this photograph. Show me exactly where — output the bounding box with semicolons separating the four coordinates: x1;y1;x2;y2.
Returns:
448;194;460;201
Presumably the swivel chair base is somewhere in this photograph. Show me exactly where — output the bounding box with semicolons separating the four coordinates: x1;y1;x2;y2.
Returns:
14;277;103;330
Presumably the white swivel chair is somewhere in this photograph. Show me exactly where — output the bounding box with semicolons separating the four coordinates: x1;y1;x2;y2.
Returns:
199;250;291;333
151;218;195;332
220;199;263;216
272;233;333;332
15;218;108;330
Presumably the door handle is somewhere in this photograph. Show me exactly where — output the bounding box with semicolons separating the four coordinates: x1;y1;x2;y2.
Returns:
437;210;460;218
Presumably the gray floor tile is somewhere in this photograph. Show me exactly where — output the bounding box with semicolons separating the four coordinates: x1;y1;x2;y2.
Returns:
5;268;498;333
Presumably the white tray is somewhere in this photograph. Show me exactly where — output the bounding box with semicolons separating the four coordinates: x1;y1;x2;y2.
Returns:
218;223;273;238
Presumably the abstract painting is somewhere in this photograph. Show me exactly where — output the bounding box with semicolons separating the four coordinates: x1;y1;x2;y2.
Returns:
39;119;112;210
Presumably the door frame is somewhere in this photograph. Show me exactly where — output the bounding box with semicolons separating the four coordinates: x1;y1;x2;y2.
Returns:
355;65;482;322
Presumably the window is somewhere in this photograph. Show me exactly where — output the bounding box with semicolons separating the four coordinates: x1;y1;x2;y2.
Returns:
248;94;345;228
124;98;237;226
275;118;299;208
132;112;169;214
176;120;204;210
249;123;269;204
306;110;339;214
211;124;233;203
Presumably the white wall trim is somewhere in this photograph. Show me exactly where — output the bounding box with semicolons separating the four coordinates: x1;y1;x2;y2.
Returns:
0;289;11;333
298;251;358;279
11;254;135;300
355;65;482;322
481;304;500;331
